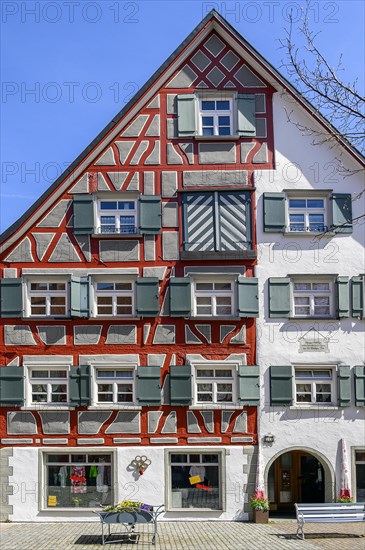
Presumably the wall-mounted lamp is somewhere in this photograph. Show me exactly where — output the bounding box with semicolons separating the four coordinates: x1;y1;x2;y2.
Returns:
263;434;275;444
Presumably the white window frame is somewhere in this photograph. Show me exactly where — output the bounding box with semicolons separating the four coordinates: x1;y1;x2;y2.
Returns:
293;365;336;406
192;276;236;318
96;198;138;235
91;276;135;318
197;94;236;137
91;366;137;407
286;194;328;234
25;277;68;318
192;362;238;406
25;365;71;407
352;447;365;502
292;278;333;318
165;449;226;512
39;449;116;512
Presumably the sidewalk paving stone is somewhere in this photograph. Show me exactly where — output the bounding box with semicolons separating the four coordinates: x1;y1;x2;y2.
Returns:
0;520;364;550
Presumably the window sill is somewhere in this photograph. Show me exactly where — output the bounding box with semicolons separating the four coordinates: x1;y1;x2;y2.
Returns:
23;317;70;321
181;250;256;261
193;135;240;141
92;233;144;239
91;316;140;320
190;404;242;410
41;507;100;513
290;405;339;410
167;507;224;512
289;317;338;321
283;231;335;237
191;317;241;322
21;406;75;411
88;405;141;410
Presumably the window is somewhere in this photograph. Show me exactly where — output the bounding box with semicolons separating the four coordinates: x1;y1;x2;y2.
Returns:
195;366;236;404
29;368;68;404
176;93;259;139
193;280;234;317
93;281;134;317
182;191;251;253
43;452;112;509
27;280;68;317
355;450;365;501
96;200;137;235
95;368;135;404
263;192;353;235
294;367;334;405
168;452;222;510
199;99;232;136
288;197;326;233
293;281;332;318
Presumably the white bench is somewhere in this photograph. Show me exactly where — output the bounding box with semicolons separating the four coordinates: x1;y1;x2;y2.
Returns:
295;502;365;540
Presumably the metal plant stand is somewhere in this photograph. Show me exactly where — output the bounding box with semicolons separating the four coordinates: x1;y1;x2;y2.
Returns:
95;506;164;545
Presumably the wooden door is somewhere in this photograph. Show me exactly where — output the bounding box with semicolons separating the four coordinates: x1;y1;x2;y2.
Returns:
272;451;325;510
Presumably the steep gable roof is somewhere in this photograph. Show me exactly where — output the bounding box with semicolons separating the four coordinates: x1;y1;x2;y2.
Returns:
1;9;364;253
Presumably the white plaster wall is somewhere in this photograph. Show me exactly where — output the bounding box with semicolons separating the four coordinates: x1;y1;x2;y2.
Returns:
8;448;39;522
255;91;365;495
8;446;249;522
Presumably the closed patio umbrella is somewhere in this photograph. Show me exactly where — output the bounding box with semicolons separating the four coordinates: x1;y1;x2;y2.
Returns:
340;438;351;498
255;445;265;498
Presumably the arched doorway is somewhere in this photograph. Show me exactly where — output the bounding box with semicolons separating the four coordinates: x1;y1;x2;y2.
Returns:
266;449;333;513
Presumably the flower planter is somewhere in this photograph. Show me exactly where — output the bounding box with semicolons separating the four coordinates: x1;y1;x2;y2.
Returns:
253;509;269;524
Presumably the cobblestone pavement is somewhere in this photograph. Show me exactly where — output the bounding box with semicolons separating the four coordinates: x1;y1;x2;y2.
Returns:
0;521;364;550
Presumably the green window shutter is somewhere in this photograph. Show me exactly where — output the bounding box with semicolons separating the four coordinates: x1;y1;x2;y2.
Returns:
238;366;260;405
137;366;161;406
338;366;351;407
0;278;23;318
69;366;91;406
263;193;286;232
354;366;365;407
170;277;191;317
136;278;159;317
177;94;196;137
269;278;291;318
170;365;192;406
0;366;24;406
270;366;293;406
237;276;259;318
336;276;350;318
237;94;256;136
351;276;364;318
139;195;161;235
70;276;89;318
73;195;94;235
331;193;352;233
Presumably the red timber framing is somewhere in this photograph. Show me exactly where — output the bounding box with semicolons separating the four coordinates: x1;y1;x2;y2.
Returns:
0;11;277;449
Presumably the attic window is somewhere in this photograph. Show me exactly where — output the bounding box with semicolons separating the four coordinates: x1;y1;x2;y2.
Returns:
96;200;137;235
176;93;256;138
200;99;233;136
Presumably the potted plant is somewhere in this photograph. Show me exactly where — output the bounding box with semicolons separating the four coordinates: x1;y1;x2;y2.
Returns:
337;495;354;503
250;492;269;523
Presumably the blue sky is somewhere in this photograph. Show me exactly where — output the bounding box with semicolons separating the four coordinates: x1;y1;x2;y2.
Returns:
1;0;364;233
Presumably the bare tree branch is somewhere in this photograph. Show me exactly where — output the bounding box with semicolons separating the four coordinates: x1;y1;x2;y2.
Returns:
280;0;365;156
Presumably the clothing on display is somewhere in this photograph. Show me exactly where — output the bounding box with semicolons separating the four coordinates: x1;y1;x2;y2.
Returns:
70;466;87;494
